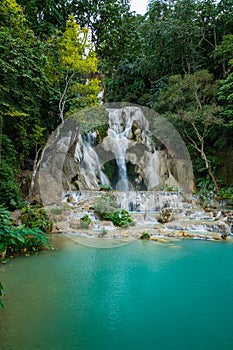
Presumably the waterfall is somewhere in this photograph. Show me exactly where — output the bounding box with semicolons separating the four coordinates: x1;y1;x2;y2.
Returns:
64;105;195;193
107;109;132;191
75;132;109;187
116;191;183;212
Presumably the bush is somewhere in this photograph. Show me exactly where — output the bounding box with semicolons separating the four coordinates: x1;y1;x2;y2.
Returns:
0;160;21;210
110;209;135;227
21;205;53;233
93;193;135;227
80;214;91;228
219;186;233;207
0;205;49;262
100;184;112;191
93;193;118;215
0;135;21;210
0;226;48;261
140;232;150;240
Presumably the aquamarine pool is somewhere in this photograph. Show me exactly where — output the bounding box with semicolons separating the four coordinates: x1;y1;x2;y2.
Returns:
1;235;233;350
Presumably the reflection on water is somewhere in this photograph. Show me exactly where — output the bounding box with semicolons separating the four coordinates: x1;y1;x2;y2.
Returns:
1;235;233;350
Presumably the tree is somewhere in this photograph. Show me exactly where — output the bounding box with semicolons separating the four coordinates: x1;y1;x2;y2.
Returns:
0;0;48;160
47;15;101;122
154;70;222;192
17;0;72;38
0;0;50;207
213;34;233;78
217;57;233;146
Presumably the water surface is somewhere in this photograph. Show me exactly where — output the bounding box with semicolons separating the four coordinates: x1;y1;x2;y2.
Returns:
1;235;233;350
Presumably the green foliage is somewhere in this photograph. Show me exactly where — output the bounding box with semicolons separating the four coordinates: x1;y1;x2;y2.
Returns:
0;134;21;209
157;209;174;224
0;0;233;200
93;193;118;217
0;205;12;229
165;186;182;192
103;161;115;184
80;214;91;229
93;194;134;227
21;205;53;233
154;70;222;191
140;231;150;240
100;184;112;191
99;227;108;237
96;124;109;143
17;0;71;38
47;15;101;121
0;2;48;151
0;225;48;262
219;186;233;207
110;209;135;227
0;161;21;210
0;204;49;262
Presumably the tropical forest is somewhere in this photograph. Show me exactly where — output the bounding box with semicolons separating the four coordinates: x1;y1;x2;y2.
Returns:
0;1;233;349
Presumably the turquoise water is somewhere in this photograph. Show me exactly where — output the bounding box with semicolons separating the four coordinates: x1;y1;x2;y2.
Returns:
1;235;233;350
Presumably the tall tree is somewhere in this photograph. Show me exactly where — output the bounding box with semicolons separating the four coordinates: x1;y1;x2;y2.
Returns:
17;0;72;38
154;70;222;192
0;0;48;159
46;15;101;121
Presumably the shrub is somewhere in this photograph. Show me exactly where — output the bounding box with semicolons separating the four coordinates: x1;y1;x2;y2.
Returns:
219;186;233;207
100;184;112;191
0;205;49;262
0;226;48;261
110;209;135;227
157;209;174;224
21;205;53;233
93;193;135;227
0;161;21;210
140;232;150;240
80;214;91;228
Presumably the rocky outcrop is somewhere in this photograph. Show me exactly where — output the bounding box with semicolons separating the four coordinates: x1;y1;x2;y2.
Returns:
60;106;195;193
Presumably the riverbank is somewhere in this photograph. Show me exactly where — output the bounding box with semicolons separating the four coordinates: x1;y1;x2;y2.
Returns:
49;196;233;243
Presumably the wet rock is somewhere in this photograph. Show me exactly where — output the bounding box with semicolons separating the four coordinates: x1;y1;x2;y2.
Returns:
51;225;63;233
67;196;74;203
164;219;231;236
69;218;81;229
150;237;168;243
53;222;69;232
157;208;175;224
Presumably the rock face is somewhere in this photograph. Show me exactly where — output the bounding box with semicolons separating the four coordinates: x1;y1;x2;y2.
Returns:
61;106;195;193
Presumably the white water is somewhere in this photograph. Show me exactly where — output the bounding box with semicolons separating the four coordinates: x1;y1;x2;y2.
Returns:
107;109;131;191
64;105;195;192
75;132;109;187
105;107;154;191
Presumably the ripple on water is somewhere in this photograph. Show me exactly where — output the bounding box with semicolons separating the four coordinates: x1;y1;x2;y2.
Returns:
1;236;233;350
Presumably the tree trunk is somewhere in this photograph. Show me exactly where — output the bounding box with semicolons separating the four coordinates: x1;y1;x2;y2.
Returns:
201;151;220;194
28;147;42;204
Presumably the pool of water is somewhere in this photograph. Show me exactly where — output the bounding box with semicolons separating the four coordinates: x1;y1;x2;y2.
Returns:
1;235;233;350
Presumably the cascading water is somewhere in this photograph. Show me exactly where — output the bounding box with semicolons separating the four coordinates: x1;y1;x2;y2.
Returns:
61;105;195;194
105;107;154;191
75;132;109;188
107;109;131;191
